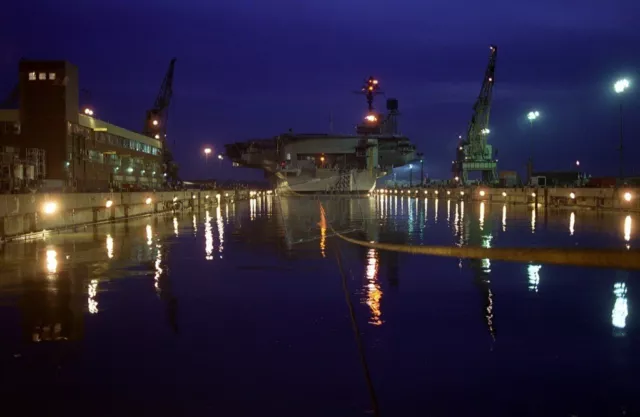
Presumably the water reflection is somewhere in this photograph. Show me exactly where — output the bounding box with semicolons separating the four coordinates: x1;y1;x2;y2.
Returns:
447;199;451;223
106;234;114;259
530;207;536;233
146;224;153;246
434;198;438;222
192;214;198;236
173;216;179;237
502;204;507;232
250;198;257;221
569;212;575;236
479;202;485;230
364;248;383;326
528;265;542;292
612;282;628;333
319;207;327;258
216;205;225;256
46;249;57;275
205;210;214;260
624;215;631;249
88;279;99;314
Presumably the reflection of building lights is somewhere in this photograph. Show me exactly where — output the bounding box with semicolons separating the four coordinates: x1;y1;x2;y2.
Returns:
364;249;383;326
612;282;628;330
216;205;224;255
434;199;439;222
88;279;99;314
145;197;152;205
192;214;198;235
502;204;507;232
479;202;485;230
479;190;485;197
146;224;153;246
250;198;256;221
569;192;576;199
531;192;536;198
205;211;214;260
531;208;536;233
319;208;327;258
173;217;179;236
623;192;632;202
46;249;57;274
154;245;163;292
528;265;541;292
624;215;631;243
106;234;114;259
569;212;575;236
106;199;113;208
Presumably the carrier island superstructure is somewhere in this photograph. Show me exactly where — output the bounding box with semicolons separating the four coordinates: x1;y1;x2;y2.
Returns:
225;77;418;193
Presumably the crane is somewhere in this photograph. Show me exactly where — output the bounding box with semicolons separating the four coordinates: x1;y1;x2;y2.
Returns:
145;58;178;185
452;45;498;184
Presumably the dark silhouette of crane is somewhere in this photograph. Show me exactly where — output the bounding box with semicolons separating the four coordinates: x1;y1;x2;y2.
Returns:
453;45;498;185
145;58;178;185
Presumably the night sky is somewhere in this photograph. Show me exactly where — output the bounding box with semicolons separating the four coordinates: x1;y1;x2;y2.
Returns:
2;0;639;181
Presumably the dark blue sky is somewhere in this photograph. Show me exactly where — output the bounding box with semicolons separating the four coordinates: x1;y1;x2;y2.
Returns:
2;0;639;180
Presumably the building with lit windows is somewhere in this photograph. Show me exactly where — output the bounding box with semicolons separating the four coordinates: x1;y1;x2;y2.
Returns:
0;60;163;192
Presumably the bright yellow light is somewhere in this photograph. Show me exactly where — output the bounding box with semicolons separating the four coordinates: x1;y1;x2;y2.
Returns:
145;197;152;205
204;148;212;155
43;202;57;214
320;156;325;162
502;192;507;197
624;192;632;202
447;190;451;195
105;200;113;208
154;134;160;139
531;192;536;198
365;114;377;122
624;215;631;242
479;190;486;197
373;79;378;85
434;190;439;195
46;249;57;274
460;191;464;196
152;120;159;126
570;192;576;199
454;176;459;181
173;196;177;202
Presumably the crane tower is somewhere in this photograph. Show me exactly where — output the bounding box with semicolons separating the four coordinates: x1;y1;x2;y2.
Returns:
145;58;178;185
452;45;498;184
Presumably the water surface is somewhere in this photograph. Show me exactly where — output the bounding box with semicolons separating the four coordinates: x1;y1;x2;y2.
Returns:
0;195;638;416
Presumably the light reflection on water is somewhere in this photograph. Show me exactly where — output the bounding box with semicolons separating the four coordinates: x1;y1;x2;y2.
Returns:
0;196;638;415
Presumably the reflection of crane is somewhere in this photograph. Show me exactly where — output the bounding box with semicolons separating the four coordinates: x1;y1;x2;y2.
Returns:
453;45;498;184
144;58;178;185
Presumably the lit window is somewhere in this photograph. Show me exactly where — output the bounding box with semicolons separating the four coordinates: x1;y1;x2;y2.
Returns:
28;72;36;81
49;73;56;80
38;73;46;80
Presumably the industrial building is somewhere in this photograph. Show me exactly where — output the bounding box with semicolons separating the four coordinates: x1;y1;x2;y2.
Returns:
0;60;167;192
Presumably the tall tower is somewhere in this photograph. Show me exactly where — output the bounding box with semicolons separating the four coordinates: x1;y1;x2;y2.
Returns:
18;61;79;181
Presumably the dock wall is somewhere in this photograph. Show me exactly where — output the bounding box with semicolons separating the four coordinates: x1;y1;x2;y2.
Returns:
376;187;640;212
0;189;250;240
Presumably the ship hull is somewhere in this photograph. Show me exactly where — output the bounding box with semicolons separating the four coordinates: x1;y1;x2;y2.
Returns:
274;169;378;194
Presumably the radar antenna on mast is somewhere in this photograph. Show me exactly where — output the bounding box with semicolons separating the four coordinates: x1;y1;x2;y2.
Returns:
452;45;498;184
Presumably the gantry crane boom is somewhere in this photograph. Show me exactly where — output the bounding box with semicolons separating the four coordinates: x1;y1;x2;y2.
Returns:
453;45;498;184
144;58;178;184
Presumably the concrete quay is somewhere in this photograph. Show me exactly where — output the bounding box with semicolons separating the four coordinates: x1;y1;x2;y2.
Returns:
374;187;640;212
0;189;253;241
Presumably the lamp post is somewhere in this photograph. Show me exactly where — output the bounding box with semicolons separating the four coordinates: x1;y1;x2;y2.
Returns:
526;110;540;185
204;147;212;164
218;154;223;170
614;79;630;181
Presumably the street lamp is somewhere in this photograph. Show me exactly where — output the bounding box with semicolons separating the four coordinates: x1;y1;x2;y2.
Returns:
204;147;212;164
576;160;580;167
526;110;540;185
614;78;630;181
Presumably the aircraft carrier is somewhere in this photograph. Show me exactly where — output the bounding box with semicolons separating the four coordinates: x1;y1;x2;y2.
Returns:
224;77;418;193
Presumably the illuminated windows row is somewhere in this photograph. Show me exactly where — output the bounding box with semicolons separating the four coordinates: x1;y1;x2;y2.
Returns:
28;72;56;81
